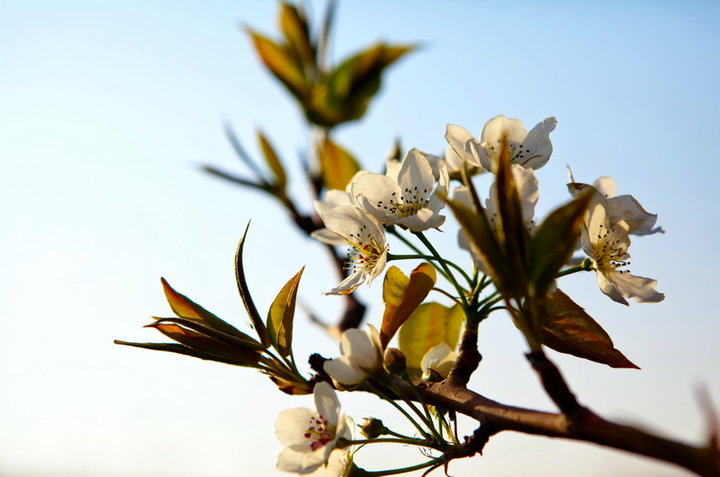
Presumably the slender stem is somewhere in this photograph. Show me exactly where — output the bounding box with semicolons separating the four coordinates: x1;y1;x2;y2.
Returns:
413;231;469;307
388;253;473;286
345;437;441;449
389;229;452;283
432;287;463;306
366;382;432;440
556;261;592;278
361;458;445;477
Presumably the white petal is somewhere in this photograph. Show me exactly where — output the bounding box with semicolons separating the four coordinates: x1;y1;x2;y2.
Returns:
607;194;660;235
421;343;457;378
324;356;367;385
311;228;347;246
518;117;556;170
398;149;435;199
277;446;324;474
306;450;352;477
609;271;665;303
313;382;341;426
397;208;445;231
276;407;316;447
351;174;400;224
592;176;617;198
367;249;388;285
445;124;478;166
315;190;352;217
596;271;629;306
481;115;528;145
326;272;366;295
341;328;380;371
510;164;539;225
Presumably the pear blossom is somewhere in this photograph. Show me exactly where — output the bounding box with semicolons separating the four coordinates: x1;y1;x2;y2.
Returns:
276;382;352;475
569;176;663;236
324;325;383;387
312;205;388;295
581;196;664;306
445;115;556;173
351;148;449;231
420;343;457;380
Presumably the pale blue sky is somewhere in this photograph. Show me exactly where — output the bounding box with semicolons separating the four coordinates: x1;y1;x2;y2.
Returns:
1;1;719;476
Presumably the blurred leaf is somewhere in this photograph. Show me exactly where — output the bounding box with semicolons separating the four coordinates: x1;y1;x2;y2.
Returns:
246;28;307;100
540;290;639;369
444;195;511;295
380;264;436;348
235;223;271;347
308;43;416;127
494;141;530;297
257;130;287;190
529;190;592;298
160;278;245;338
398;302;464;373
267;267;304;357
318;137;360;190
278;2;315;72
270;375;313;395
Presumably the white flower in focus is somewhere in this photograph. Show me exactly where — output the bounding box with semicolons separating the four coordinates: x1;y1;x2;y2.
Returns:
324;325;383;387
351;148;449;232
581;199;664;306
276;382;352;475
420;343;457;380
446;115;556;173
312;205;388;295
305;450;352;477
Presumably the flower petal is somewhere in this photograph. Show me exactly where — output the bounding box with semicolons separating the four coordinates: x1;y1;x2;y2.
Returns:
277;446;324;474
313;382;340;426
276;407;317;447
324;355;368;385
518;117;556;170
326;271;366;296
609;271;665;304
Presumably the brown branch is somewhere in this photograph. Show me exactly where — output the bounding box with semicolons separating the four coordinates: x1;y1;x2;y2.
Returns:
408;379;720;476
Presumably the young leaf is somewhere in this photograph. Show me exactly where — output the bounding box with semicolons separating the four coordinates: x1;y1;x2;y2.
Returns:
267;267;304;357
398;302;464;373
246;28;307;100
278;2;315;72
379;263;436;348
151;317;266;352
444;195;511;295
114;340;259;366
235;223;271;347
529;190;592;298
539;289;639;369
144;323;262;367
318;137;360;191
256;130;287;190
160;278;245;338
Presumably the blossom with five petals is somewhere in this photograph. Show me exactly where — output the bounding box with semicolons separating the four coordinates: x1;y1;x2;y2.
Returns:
445;115;556;173
275;382;352;475
351;148;449;231
324;325;383;387
580;193;664;306
312;205;389;295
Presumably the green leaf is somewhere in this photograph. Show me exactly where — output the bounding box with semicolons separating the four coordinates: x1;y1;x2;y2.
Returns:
379;264;436;348
160;278;245;338
318;137;360;191
529;190;592;298
267;267;304;357
540;290;639;369
235;223;271;347
246;29;307;100
398;302;464;374
256;130;287;190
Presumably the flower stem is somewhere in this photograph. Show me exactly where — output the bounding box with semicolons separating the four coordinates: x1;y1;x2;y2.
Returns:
360;458;445;476
387;253;473;286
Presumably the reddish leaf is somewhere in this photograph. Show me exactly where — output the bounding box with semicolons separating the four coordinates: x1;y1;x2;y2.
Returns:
380;263;436;348
540;290;639;369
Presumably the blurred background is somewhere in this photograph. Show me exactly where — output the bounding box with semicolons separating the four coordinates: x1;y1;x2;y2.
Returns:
2;1;719;476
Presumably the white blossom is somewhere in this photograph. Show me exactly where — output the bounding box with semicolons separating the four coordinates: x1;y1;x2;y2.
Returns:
324;325;383;387
420;343;457;380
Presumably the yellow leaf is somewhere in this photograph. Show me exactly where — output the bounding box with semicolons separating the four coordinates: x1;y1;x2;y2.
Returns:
318;137;360;191
256;130;287;190
379;263;436;348
398;302;464;373
246;29;307;99
267;267;304;357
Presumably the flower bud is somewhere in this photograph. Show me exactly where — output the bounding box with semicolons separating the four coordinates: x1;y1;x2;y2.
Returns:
360;418;388;439
383;347;407;375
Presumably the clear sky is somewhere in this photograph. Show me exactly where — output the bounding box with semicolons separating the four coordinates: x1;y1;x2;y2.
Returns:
1;1;719;476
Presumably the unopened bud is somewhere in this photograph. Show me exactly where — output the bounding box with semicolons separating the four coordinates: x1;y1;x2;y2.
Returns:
360;418;388;439
383;347;407;375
